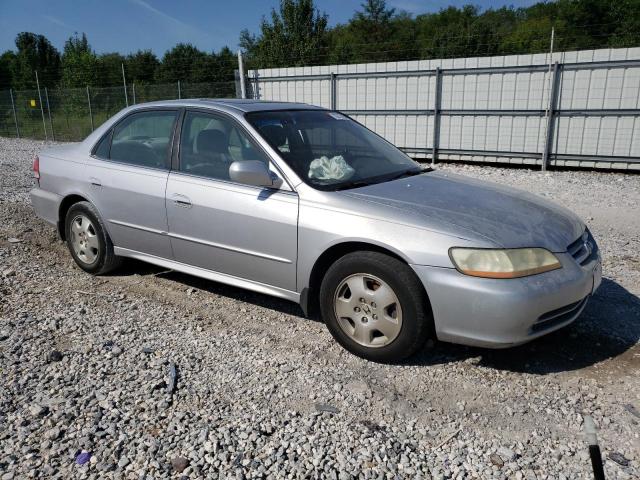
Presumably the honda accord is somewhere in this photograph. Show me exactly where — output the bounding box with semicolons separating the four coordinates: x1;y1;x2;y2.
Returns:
30;99;602;362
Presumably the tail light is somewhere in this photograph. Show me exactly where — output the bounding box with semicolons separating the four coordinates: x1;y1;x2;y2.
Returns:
33;155;40;183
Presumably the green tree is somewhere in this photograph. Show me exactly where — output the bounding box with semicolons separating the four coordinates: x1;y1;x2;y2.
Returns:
208;47;237;96
0;51;16;90
327;0;416;63
156;43;207;83
10;32;61;89
61;33;99;88
414;6;480;59
240;0;328;68
213;47;237;83
606;0;640;48
352;0;411;62
125;50;160;85
97;52;126;87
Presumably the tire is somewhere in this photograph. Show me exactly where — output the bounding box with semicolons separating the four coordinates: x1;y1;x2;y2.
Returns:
64;201;121;275
319;251;432;363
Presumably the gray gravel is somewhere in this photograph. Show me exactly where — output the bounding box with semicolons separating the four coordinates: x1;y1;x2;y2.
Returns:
1;137;639;479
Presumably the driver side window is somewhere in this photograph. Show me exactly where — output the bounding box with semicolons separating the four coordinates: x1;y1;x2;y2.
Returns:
107;110;177;169
179;111;269;181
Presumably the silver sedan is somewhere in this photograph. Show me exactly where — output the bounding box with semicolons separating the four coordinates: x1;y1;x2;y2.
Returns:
30;99;602;362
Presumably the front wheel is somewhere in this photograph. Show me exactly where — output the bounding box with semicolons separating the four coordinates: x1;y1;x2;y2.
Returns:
319;251;432;363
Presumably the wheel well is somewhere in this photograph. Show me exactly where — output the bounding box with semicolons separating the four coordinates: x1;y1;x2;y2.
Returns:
58;194;88;240
304;242;417;318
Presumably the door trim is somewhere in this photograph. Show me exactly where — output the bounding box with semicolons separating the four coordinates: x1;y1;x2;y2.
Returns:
108;219;168;236
167;231;293;264
114;246;300;302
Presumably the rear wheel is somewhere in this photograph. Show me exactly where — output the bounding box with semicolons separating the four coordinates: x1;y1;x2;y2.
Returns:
319;251;432;362
65;201;121;274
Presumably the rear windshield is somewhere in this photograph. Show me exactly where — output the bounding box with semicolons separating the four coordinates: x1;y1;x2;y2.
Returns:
246;110;421;190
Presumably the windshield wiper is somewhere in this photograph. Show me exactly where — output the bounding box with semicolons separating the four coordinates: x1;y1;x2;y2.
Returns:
386;166;432;182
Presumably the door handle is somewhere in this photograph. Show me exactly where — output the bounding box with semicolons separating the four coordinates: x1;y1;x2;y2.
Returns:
171;193;192;208
89;176;102;187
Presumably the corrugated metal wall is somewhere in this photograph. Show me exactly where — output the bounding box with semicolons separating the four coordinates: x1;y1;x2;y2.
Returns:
248;48;640;170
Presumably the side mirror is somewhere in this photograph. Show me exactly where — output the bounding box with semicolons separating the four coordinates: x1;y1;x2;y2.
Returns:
229;160;273;187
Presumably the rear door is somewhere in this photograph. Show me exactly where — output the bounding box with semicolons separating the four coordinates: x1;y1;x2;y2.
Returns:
165;109;298;292
85;108;179;258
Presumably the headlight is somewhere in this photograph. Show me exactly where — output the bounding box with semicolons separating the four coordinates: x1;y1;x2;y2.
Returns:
449;247;561;278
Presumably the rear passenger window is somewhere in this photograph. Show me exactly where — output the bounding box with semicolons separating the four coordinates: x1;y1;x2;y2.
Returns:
109;110;177;169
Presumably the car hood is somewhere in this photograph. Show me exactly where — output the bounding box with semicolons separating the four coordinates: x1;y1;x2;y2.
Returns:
340;170;584;252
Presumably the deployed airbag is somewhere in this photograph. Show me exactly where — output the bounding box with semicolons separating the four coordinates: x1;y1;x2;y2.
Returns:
308;155;355;181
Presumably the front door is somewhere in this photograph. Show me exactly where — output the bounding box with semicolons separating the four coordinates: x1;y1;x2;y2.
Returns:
165;110;298;292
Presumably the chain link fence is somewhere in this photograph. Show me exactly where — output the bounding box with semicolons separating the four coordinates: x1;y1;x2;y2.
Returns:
0;80;239;142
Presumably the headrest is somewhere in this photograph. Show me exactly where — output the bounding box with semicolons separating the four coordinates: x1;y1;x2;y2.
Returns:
259;124;287;148
197;129;228;154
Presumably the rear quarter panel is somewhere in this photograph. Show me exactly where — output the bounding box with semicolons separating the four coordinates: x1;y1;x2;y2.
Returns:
38;144;86;196
35;144;109;233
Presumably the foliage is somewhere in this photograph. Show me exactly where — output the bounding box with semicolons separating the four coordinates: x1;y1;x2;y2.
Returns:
240;0;328;67
1;0;640;90
0;51;16;90
61;33;99;88
246;0;640;67
125;50;160;85
156;43;206;83
155;43;236;90
96;52;126;87
6;33;61;89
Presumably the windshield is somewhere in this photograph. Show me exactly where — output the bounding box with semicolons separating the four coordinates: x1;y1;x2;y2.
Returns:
246;110;424;190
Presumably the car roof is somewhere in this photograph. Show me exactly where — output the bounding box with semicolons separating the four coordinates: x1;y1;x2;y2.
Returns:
128;98;326;113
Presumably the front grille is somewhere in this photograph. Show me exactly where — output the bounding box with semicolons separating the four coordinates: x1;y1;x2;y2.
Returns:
530;296;589;333
567;229;598;266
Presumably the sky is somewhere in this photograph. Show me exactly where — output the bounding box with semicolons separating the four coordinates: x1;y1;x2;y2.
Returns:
0;0;539;56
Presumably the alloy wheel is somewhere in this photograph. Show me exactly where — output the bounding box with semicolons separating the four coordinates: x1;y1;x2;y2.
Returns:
70;214;100;265
333;273;403;348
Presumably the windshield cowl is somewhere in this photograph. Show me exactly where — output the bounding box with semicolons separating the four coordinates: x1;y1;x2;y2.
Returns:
332;167;432;191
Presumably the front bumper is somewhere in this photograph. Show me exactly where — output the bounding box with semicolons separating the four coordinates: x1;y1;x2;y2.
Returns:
411;252;601;348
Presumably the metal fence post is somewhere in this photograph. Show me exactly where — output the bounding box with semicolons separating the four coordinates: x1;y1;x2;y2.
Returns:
35;71;48;140
86;86;94;132
542;62;561;170
45;87;55;141
9;88;20;138
237;50;247;99
121;63;129;107
253;71;260;100
177;80;181;99
330;73;337;110
431;67;443;165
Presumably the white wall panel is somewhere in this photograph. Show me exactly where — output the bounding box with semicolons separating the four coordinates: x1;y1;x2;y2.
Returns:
249;48;640;168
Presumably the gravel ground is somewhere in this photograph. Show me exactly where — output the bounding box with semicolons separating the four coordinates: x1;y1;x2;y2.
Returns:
0;137;639;479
